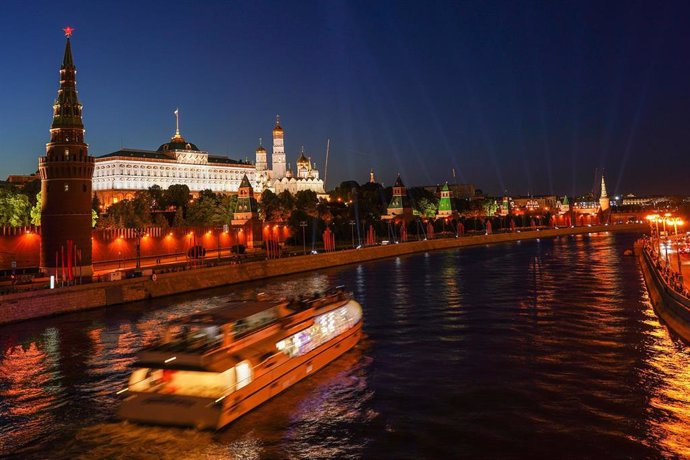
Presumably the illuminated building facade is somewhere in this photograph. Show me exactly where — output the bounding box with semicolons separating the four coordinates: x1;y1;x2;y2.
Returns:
92;112;256;207
38;30;95;277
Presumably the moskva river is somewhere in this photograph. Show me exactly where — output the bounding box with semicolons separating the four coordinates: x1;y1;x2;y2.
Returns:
2;232;690;459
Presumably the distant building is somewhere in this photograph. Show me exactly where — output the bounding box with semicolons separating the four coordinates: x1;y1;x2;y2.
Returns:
6;174;39;188
423;183;475;199
510;195;558;213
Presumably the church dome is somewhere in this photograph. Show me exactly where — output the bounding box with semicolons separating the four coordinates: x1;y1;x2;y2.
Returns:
256;144;266;153
296;147;309;167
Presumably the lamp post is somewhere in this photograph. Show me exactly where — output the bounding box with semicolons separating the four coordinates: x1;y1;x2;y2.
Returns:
646;214;660;255
300;221;307;255
135;229;143;272
217;226;222;261
349;220;356;248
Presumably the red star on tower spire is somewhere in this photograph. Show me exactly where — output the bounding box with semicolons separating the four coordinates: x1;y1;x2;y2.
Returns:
63;26;74;38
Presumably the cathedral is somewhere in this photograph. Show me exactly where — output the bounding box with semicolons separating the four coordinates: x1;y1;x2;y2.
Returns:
256;116;325;196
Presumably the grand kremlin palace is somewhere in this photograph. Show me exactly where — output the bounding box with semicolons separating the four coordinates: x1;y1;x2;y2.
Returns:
93;116;324;207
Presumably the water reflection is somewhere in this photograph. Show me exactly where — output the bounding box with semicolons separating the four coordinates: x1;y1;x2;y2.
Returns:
2;233;690;457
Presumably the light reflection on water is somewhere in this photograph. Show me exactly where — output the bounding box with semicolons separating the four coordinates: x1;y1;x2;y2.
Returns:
1;233;690;458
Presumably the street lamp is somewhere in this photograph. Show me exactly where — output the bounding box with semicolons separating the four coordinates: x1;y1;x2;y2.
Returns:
349;220;356;248
135;228;144;272
300;221;307;255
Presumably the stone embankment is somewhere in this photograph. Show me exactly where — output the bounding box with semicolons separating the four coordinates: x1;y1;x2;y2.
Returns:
0;223;646;325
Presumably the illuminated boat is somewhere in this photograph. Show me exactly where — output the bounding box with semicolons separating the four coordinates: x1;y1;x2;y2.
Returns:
117;288;363;429
637;240;690;342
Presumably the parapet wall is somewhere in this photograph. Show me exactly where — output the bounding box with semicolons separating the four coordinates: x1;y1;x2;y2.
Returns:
0;223;646;325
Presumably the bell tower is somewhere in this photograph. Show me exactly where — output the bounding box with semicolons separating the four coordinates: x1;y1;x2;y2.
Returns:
272;115;286;179
38;28;95;278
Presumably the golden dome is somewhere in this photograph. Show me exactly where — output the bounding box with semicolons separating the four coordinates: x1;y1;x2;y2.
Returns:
296;147;309;167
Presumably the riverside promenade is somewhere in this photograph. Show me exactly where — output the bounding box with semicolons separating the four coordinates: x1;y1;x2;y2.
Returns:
0;223;646;325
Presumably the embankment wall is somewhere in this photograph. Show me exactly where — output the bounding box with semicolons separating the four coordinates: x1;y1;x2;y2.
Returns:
0;223;645;325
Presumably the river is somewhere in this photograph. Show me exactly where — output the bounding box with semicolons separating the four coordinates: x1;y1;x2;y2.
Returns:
2;232;690;459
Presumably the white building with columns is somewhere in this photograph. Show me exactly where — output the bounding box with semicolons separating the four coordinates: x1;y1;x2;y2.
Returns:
93;117;257;207
92;113;324;208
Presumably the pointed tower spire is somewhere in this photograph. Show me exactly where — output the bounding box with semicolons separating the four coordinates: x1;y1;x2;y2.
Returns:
600;174;608;199
369;168;376;183
39;29;94;278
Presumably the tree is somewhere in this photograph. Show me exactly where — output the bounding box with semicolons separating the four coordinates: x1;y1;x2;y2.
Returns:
172;207;186;227
220;194;237;222
31;191;42;226
153;212;170;231
148;185;164;210
92;195;101;215
407;187;438;217
0;189;31;227
259;190;280;221
330;181;360;202
92;209;98;228
482;199;498;217
276;191;296;221
295;190;319;218
163;184;191;210
186;191;227;226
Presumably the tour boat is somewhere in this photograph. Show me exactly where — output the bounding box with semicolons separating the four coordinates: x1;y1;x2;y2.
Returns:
117;288;363;429
637;240;690;343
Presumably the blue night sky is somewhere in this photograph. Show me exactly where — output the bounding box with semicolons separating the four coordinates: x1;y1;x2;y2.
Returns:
1;0;689;196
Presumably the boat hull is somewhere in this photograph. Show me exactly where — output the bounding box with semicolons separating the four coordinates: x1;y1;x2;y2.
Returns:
637;244;690;343
118;320;363;430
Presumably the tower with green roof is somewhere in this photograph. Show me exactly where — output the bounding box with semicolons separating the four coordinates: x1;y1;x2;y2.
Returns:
436;182;455;217
383;174;413;220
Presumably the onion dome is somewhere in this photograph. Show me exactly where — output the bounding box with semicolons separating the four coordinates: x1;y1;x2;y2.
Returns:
296;146;309;168
256;137;266;152
273;114;283;133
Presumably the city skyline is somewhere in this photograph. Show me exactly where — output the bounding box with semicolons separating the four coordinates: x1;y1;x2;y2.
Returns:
2;1;690;195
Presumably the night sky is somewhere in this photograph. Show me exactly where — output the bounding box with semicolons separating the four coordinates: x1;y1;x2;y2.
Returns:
2;0;689;196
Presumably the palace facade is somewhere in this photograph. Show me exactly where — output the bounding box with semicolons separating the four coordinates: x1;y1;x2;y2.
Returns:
93;115;324;207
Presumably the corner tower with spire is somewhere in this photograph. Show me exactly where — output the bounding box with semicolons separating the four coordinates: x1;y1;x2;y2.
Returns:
38;28;95;278
599;173;611;224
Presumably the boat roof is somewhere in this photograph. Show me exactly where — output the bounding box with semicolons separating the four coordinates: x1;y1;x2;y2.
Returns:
174;300;279;326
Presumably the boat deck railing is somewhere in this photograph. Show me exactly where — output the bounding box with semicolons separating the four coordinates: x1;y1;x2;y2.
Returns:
642;239;690;301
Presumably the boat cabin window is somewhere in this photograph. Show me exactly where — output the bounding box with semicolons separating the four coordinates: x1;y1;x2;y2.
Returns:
276;303;361;358
233;308;278;337
161;324;223;351
128;367;235;398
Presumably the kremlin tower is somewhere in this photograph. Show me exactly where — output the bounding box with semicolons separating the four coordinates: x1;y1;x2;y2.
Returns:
38;28;95;278
599;174;610;212
272;115;286;179
599;174;610;224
